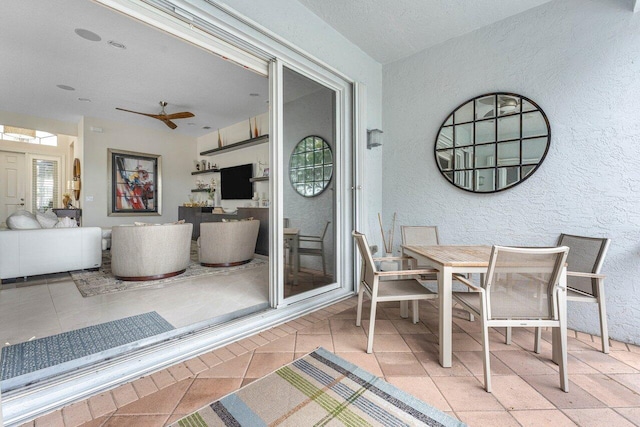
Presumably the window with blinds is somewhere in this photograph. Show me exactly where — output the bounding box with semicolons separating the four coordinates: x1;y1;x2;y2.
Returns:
32;158;59;211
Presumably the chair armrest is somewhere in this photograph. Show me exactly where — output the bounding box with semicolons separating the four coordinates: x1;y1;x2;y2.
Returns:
453;274;483;292
568;271;605;279
299;235;321;241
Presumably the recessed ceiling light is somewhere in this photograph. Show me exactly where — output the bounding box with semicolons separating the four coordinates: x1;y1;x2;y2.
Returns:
74;28;101;42
203;126;211;130
78;98;91;102
108;40;126;50
57;85;75;91
249;93;260;97
187;123;196;126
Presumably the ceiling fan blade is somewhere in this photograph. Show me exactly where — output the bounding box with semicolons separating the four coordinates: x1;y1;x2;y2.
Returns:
162;119;178;129
115;107;157;118
164;112;195;120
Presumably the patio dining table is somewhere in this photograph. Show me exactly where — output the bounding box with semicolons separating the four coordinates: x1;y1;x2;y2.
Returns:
401;244;567;368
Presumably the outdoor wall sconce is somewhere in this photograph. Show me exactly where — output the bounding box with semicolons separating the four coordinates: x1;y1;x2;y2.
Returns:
367;129;383;149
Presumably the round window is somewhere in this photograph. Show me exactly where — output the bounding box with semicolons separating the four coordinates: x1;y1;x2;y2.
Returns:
435;92;551;193
289;135;333;197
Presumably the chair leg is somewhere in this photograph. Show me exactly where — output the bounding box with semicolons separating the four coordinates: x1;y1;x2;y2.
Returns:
597;279;610;354
355;287;365;327
505;326;512;345
366;297;378;354
411;300;419;324
400;301;409;319
558;318;569;392
534;327;542;354
321;249;326;277
481;319;492;393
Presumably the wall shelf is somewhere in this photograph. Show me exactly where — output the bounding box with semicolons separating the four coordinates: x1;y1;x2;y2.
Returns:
200;134;268;156
191;168;220;175
249;176;269;182
190;189;211;193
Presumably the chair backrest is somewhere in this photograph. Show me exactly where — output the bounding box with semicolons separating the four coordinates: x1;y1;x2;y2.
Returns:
484;245;569;321
319;221;331;240
557;234;610;297
401;226;439;246
352;231;377;292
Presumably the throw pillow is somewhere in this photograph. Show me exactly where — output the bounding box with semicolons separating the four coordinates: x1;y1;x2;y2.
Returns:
36;209;59;229
162;219;186;225
6;210;41;230
134;222;160;226
221;217;253;223
55;216;78;228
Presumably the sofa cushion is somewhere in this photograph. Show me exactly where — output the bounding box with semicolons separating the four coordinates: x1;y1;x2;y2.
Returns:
36;209;59;229
55;216;78;228
6;210;41;230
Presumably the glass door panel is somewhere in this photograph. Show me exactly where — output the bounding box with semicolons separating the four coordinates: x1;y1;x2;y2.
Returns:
282;66;336;298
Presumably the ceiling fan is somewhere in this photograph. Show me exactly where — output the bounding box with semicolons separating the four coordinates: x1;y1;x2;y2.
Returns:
116;101;194;129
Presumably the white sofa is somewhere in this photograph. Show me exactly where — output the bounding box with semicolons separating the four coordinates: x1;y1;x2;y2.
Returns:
0;227;102;282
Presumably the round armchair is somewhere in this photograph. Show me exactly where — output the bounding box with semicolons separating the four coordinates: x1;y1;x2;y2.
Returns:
111;223;193;281
198;219;260;267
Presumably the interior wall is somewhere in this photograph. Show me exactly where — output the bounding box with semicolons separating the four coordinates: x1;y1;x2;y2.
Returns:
82;116;195;227
196;112;269;209
283;88;334;272
382;0;640;343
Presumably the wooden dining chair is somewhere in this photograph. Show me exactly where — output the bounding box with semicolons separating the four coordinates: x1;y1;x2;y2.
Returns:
533;234;611;353
353;231;438;353
452;245;570;393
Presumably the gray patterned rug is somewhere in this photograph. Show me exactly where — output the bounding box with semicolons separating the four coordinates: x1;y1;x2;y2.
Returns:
71;244;267;297
0;312;174;381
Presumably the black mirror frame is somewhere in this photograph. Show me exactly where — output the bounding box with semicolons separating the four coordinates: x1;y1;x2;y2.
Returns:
434;92;551;194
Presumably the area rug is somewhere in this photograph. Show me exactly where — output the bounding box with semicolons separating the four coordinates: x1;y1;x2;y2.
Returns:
171;347;466;427
71;244;267;297
0;312;174;381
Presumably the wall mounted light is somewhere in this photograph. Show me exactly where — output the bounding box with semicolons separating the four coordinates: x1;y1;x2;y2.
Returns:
367;129;383;149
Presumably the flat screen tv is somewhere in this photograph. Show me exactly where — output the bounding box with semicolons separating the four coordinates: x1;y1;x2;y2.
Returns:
220;163;253;200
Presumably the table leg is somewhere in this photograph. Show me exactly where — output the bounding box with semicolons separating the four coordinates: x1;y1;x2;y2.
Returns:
439;266;453;367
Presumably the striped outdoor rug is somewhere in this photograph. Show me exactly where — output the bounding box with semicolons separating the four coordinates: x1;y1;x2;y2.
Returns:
172;347;466;427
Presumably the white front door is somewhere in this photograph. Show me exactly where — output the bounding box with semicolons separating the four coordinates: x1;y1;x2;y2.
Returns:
0;151;26;220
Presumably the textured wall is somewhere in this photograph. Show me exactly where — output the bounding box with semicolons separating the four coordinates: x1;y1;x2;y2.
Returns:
382;0;640;343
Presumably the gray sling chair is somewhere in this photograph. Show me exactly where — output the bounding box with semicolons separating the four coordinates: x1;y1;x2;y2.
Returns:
353;231;438;353
533;234;611;353
453;245;570;393
400;225;473;321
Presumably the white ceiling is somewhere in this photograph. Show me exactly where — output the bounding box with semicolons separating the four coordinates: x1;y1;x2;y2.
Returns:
0;0;270;138
0;0;556;138
296;0;553;64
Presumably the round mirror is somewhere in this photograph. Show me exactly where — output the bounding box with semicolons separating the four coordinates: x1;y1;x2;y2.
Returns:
289;135;333;197
434;92;550;193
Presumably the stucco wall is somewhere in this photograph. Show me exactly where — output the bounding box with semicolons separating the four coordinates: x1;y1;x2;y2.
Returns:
382;0;640;343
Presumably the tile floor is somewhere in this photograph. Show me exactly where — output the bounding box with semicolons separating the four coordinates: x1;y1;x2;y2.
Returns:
22;297;640;427
0;264;269;347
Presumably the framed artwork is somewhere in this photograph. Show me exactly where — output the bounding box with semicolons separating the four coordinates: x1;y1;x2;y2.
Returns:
107;149;162;216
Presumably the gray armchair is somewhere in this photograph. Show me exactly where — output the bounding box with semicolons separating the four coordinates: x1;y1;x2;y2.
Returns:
198;220;260;267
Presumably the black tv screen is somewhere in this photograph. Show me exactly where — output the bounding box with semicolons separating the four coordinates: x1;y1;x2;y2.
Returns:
220;163;253;200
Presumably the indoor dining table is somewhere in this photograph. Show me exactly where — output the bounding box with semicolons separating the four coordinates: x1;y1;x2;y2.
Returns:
401;244;567;368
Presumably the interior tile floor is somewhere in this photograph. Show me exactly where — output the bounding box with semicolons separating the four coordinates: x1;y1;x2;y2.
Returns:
23;297;640;427
0;264;269;347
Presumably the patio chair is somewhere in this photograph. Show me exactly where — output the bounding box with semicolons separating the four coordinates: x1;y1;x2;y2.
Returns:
401;225;473;320
298;221;331;277
535;234;611;353
353;231;438;353
452;245;570;393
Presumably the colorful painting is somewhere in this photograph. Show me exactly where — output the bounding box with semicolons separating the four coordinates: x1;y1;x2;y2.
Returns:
108;149;161;216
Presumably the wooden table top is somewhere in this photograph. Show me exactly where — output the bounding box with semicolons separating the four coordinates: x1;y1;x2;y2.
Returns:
402;245;492;267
